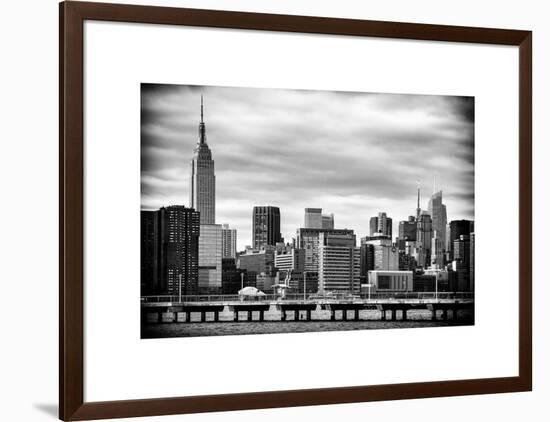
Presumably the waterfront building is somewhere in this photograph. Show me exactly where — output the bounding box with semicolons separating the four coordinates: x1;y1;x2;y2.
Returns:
198;224;223;294
368;270;413;292
318;232;361;293
190;96;216;225
296;227;354;271
287;271;319;294
221;224;237;259
140;206;200;296
237;247;276;280
428;190;448;253
274;248;305;273
447;219;475;262
252;206;282;249
369;212;392;238
221;258;253;294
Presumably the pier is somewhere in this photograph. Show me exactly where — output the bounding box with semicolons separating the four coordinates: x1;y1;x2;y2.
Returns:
141;293;474;324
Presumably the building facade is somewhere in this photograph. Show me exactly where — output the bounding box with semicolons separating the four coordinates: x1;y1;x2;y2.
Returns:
448;219;475;263
317;232;360;293
369;212;393;238
274;248;305;273
252;206;282;249
361;235;399;271
296;227;355;272
304;208;322;228
416;211;433;268
368;270;413;292
304;208;334;230
398;216;417;242
189;96;216;225
198;224;223;294
428;190;448;254
140;206;200;296
221;224;237;259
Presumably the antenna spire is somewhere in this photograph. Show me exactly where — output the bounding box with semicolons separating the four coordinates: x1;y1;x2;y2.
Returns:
198;95;206;145
416;180;421;220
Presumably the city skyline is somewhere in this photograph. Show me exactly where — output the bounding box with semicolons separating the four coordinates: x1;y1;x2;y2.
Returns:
141;84;474;251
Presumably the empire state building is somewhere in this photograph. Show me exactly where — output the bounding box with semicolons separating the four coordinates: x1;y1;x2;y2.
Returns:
190;96;215;224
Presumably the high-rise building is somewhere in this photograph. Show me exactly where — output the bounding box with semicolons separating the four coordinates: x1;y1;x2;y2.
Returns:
431;230;444;268
360;243;375;283
448;220;475;262
322;213;335;230
416;211;432;268
140;206;200;296
470;232;475;292
296;227;355;271
252;206;282;249
361;235;399;271
190;96;216;225
304;208;334;229
318;232;361;293
453;234;472;291
221;258;252;294
428;190;448;253
198;224;223;294
221;224;237;259
304;208;322;228
369;212;392;238
399;216;417;241
141;210;159;295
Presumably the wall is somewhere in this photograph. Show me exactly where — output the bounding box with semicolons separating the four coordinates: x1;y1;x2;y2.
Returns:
0;0;547;421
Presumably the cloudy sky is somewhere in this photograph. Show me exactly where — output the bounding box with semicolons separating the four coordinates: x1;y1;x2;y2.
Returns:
141;84;474;251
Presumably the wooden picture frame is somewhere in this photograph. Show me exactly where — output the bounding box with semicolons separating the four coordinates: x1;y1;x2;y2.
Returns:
59;1;532;420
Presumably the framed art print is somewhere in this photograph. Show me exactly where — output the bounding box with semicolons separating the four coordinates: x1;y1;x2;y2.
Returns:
59;1;532;420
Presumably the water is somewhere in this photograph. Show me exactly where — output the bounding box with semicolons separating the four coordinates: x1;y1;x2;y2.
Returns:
141;310;474;339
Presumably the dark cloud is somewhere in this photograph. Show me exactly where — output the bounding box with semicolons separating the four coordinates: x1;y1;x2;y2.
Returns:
141;84;474;249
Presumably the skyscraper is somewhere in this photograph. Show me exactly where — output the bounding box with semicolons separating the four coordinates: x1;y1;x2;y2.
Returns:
252;206;282;249
369;212;392;238
190;96;215;225
428;190;448;253
140;206;200;296
431;230;444;268
416;211;432;268
221;224;237;259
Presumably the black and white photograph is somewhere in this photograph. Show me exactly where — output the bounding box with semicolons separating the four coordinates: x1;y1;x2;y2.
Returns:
140;83;475;338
